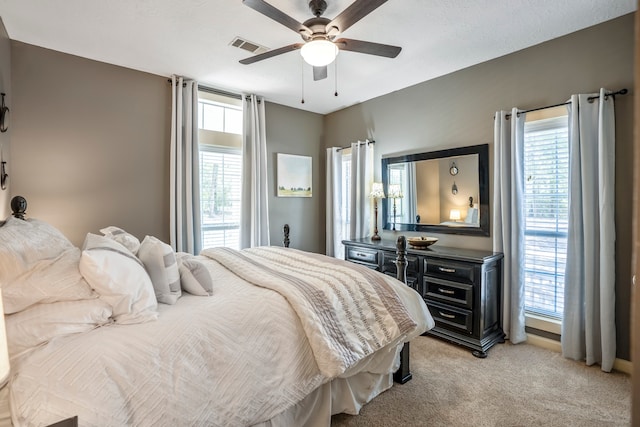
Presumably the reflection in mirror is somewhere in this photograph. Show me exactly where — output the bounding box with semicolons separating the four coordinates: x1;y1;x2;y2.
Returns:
381;144;489;236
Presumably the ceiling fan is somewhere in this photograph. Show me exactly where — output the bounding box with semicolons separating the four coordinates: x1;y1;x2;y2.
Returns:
240;0;401;81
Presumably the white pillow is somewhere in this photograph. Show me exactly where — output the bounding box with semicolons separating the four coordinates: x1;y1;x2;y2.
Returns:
100;226;141;255
79;233;158;324
0;218;96;314
177;256;214;296
464;207;479;224
5;298;113;357
138;236;182;304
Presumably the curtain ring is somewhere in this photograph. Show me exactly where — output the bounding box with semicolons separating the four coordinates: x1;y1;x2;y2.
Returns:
0;93;9;133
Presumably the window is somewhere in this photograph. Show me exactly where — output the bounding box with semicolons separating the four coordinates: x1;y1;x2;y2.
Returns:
198;100;242;135
523;114;569;320
198;91;243;249
199;146;242;249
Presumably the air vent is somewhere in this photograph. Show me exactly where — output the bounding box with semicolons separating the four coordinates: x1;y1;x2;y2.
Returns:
230;37;269;55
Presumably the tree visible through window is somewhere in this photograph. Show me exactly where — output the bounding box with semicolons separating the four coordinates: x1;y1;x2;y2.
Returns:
523;115;569;319
199;147;241;249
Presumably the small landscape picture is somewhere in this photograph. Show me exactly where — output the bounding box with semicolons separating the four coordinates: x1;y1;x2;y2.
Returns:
277;153;312;197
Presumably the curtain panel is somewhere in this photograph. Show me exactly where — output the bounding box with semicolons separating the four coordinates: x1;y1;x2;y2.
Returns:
493;108;527;344
169;76;202;254
562;88;616;372
240;94;270;249
325;141;373;258
349;141;374;241
326;147;343;257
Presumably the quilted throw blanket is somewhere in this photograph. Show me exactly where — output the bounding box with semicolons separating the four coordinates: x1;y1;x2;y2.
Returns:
200;246;417;378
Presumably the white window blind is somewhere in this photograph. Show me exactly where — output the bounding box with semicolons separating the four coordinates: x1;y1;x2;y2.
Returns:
523;115;569;319
199;146;242;249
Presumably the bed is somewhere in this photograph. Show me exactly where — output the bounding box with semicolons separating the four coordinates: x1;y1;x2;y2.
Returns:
0;197;434;427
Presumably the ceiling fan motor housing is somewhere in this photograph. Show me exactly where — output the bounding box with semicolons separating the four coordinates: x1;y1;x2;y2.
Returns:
308;0;328;17
301;17;332;41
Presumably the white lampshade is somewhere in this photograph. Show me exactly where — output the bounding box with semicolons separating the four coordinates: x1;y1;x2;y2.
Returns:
300;40;338;67
369;182;386;199
388;184;403;199
449;209;461;221
0;289;9;388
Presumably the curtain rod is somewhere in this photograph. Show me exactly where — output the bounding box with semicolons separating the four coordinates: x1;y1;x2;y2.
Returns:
166;79;243;100
505;88;628;119
336;140;375;152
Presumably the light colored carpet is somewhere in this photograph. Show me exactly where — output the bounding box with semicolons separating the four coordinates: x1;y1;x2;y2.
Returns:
331;336;631;427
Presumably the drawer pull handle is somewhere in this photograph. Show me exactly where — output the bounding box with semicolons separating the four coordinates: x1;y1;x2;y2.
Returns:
439;311;456;319
438;267;456;273
438;288;455;295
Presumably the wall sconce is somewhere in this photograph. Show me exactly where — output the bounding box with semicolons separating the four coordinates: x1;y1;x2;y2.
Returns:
0;93;8;133
0;161;7;191
449;209;461;222
451;181;458;195
369;182;386;241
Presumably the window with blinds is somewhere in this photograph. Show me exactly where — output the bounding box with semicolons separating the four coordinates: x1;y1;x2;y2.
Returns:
199;146;242;250
523;115;569;319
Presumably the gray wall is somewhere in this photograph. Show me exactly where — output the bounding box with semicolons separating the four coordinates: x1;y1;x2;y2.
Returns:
9;42;325;254
0;18;11;218
266;102;324;253
324;14;634;361
10;42;171;246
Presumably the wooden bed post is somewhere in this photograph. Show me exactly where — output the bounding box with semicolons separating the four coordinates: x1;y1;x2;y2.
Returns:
10;195;27;220
283;224;290;248
394;235;412;384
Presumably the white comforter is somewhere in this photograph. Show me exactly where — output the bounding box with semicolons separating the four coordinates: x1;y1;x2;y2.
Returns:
9;252;432;427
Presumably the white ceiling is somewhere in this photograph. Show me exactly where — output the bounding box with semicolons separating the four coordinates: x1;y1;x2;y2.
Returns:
0;0;635;115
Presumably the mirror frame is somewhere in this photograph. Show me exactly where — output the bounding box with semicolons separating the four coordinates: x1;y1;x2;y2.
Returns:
381;143;490;237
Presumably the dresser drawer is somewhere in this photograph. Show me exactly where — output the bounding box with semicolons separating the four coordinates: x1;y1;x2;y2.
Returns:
424;277;473;309
426;301;473;335
382;251;420;276
345;247;379;267
425;258;475;283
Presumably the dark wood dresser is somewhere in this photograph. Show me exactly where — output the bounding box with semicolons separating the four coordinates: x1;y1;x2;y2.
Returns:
342;237;505;357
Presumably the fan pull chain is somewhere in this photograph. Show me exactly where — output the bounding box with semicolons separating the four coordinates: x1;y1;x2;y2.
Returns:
301;57;305;104
334;56;338;97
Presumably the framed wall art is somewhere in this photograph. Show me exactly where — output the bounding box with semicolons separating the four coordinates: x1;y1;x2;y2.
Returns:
277;153;312;197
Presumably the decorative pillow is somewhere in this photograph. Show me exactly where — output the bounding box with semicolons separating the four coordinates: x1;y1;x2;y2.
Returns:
176;254;214;296
5;298;113;357
100;226;141;255
465;207;479;224
0;218;95;314
137;236;181;304
79;233;158;324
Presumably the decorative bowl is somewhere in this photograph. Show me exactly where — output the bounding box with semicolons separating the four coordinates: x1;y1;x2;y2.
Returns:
407;236;438;249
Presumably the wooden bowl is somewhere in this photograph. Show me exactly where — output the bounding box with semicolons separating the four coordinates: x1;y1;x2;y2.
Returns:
407;236;438;249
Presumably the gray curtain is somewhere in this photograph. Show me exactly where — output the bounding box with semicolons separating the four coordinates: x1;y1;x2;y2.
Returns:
493;108;527;344
240;94;270;249
562;88;616;372
169;75;202;254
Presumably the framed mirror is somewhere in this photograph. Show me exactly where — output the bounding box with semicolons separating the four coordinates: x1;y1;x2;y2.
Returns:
381;144;490;236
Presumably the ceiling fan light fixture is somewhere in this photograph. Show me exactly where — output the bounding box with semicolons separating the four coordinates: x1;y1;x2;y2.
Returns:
300;39;338;67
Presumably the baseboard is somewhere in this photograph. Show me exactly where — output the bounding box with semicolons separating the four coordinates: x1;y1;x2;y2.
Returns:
525;333;632;375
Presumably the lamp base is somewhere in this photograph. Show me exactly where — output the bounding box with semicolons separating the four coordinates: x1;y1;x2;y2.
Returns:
371;234;381;241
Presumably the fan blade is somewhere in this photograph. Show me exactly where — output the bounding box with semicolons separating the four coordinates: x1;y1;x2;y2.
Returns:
239;43;303;65
313;66;328;81
242;0;311;35
334;38;401;58
326;0;388;35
